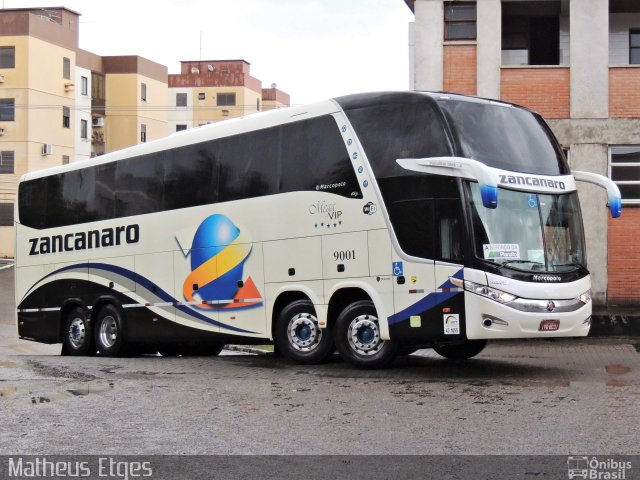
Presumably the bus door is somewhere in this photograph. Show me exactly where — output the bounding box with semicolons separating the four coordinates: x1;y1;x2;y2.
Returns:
390;197;466;342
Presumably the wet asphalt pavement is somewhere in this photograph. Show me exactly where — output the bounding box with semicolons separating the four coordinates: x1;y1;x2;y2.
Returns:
0;266;639;456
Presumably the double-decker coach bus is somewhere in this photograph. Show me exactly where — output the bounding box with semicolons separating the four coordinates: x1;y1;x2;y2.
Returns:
15;92;621;368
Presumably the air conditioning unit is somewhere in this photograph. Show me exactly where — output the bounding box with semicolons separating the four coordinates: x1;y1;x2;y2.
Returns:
42;144;52;156
0;74;5;83
92;117;105;127
0;128;4;136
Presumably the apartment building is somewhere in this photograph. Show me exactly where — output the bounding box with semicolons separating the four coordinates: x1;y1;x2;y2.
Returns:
0;7;291;258
167;60;290;132
0;7;169;257
0;7;80;256
405;0;640;314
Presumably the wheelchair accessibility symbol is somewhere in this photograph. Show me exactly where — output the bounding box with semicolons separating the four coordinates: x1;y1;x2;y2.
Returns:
393;262;404;276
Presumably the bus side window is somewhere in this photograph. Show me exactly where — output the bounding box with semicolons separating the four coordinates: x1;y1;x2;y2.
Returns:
388;198;436;259
389;198;464;263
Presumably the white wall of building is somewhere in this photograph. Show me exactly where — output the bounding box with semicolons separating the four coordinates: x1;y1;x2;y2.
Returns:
168;87;193;134
609;13;640;65
74;66;92;163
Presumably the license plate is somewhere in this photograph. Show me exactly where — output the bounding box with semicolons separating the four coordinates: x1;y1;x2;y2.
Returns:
539;319;560;331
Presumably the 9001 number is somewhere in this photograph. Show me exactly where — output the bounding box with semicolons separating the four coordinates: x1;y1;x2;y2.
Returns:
333;250;356;261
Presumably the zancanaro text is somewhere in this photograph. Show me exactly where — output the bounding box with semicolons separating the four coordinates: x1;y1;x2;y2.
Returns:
499;174;566;190
28;224;140;256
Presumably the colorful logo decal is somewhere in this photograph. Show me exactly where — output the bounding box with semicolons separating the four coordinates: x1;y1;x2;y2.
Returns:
182;214;262;310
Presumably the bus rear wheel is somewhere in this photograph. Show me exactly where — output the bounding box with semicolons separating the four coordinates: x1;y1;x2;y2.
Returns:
334;300;397;369
433;340;487;360
62;307;93;356
94;304;126;357
275;299;334;364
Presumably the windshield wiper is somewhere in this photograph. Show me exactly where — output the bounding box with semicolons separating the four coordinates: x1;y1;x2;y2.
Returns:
552;263;582;270
501;260;545;270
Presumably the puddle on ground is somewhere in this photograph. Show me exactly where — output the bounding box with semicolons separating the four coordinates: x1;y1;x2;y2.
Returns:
0;380;113;403
606;364;631;376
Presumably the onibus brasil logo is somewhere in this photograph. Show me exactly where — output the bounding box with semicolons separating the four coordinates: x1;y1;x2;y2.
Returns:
567;456;632;479
177;214;262;310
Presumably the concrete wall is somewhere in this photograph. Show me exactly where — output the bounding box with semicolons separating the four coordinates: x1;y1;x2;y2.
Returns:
413;0;443;91
476;0;501;99
568;143;610;305
570;0;609;118
74;65;91;162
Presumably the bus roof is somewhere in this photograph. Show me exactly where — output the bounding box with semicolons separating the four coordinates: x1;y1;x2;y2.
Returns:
20;91;552;183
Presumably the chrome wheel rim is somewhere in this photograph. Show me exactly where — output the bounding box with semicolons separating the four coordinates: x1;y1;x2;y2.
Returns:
287;312;322;352
68;317;86;349
99;315;118;348
348;314;383;356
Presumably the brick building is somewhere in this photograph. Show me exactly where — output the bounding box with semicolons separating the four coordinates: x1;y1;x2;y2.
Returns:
405;0;640;315
167;60;290;132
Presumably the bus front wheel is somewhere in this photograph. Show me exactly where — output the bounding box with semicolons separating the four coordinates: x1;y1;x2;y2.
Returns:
433;340;487;360
334;300;397;369
94;304;126;357
62;307;93;356
275;299;334;364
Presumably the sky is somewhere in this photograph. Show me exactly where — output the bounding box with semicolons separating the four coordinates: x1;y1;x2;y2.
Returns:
7;0;415;105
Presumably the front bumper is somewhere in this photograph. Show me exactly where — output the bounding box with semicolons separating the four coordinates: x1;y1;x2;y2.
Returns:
465;292;591;340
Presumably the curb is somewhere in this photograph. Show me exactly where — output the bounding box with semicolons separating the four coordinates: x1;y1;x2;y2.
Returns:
590;315;640;337
224;345;271;355
0;263;14;271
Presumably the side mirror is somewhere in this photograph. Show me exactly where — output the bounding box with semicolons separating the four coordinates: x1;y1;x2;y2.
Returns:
573;171;622;218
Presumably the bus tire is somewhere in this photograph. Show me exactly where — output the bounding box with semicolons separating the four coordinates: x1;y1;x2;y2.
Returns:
433;340;487;360
62;307;93;356
275;299;334;364
94;304;126;357
334;300;397;369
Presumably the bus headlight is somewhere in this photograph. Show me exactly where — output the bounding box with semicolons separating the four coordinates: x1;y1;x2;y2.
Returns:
464;281;517;304
578;290;591;304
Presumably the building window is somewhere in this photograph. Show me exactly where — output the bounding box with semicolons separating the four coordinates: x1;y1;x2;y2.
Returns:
217;93;236;106
141;124;147;143
176;93;187;106
81;119;88;139
198;92;206;100
0;203;13;226
81;76;88;96
62;155;70;165
141;83;147;102
610;146;640;204
631;30;640;64
0;151;14;174
0;99;15;121
176;124;187;132
444;1;477;41
63;106;70;128
0;46;15;68
63;57;71;80
501;2;562;66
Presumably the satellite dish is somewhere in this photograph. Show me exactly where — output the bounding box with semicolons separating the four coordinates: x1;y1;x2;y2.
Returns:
207;64;215;72
271;83;277;88
191;66;200;74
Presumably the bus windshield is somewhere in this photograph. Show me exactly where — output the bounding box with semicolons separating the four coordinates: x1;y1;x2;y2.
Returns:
467;182;586;273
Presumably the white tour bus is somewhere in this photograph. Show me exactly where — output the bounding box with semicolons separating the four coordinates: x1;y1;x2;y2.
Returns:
14;91;622;368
